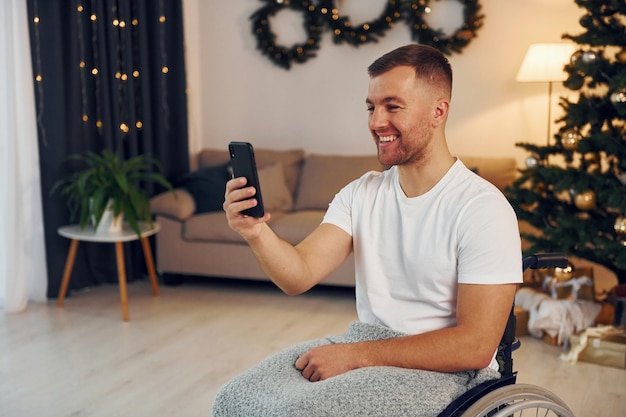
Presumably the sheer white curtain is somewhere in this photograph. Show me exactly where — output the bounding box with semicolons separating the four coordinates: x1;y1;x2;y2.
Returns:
0;0;48;312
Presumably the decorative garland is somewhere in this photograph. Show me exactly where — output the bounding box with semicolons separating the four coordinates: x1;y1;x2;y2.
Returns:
250;0;324;70
317;0;403;46
405;0;484;56
251;0;484;69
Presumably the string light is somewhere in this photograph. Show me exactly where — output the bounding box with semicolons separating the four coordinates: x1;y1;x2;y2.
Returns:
77;3;88;130
159;0;170;133
31;0;47;146
90;0;103;131
33;0;173;145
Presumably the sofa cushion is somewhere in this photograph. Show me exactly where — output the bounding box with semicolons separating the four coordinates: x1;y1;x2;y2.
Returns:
258;163;293;212
294;154;385;210
185;212;243;242
197;148;305;198
175;162;231;214
184;211;291;243
458;156;518;191
150;188;195;220
271;210;325;245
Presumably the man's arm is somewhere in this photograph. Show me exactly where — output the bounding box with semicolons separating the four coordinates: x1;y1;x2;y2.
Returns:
224;177;353;295
296;282;517;381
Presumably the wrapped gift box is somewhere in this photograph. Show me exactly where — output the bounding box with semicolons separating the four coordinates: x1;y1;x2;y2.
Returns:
540;267;595;301
569;326;626;369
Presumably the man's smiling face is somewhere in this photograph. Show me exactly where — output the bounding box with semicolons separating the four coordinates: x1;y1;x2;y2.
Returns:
366;66;440;168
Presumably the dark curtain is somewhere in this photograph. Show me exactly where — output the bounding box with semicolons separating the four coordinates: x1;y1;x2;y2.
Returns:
27;0;189;298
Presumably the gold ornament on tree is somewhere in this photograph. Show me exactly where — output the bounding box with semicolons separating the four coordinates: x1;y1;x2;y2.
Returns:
616;48;626;64
574;190;596;210
615;216;626;234
561;129;581;150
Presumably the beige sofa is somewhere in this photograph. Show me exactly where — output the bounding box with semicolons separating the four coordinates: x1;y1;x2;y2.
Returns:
150;147;521;287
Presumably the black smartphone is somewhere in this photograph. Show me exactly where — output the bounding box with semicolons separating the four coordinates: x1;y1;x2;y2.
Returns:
228;141;265;218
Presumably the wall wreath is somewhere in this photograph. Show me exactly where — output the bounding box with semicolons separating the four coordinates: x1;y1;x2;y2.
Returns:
317;0;403;46
250;0;484;69
405;0;484;55
250;0;324;70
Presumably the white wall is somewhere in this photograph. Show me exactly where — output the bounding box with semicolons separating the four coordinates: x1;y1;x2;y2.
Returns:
183;0;583;167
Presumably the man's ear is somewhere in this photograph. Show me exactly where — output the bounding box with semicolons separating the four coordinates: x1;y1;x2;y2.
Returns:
432;99;450;127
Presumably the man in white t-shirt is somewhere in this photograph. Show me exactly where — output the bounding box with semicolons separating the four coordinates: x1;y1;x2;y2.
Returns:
213;44;522;416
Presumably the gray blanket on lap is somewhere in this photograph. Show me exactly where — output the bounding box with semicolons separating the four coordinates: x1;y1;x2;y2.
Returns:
211;322;500;417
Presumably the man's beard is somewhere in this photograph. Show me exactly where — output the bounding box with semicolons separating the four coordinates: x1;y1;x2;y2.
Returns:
376;125;433;167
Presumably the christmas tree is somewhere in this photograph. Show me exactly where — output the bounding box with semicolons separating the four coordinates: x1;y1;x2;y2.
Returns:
506;0;626;287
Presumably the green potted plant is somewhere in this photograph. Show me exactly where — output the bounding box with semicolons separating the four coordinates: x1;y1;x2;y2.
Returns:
52;149;174;237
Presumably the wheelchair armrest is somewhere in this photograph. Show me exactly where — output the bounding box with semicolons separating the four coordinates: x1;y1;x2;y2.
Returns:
523;253;568;271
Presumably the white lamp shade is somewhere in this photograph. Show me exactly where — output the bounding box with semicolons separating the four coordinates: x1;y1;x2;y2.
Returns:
516;43;577;82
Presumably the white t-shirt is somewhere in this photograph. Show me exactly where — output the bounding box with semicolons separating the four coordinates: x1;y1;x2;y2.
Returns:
323;159;522;338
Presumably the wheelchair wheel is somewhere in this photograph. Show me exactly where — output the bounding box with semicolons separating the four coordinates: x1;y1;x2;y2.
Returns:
461;383;575;417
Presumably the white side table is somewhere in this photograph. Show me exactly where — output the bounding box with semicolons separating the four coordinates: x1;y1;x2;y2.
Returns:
57;222;161;321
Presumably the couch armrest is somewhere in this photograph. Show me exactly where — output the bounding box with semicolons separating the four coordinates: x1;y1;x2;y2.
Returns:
150;188;195;221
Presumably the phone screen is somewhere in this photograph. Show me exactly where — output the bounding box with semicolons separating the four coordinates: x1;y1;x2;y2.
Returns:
228;141;265;218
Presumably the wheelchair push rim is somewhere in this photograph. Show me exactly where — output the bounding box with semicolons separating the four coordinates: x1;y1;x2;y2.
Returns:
460;383;575;417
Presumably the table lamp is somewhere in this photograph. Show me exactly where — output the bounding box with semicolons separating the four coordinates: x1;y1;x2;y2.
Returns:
516;43;576;144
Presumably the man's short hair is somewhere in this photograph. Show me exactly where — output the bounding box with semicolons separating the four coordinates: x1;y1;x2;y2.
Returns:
368;44;452;98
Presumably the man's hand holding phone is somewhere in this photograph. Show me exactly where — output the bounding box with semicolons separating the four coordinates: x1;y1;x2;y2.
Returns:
224;142;270;241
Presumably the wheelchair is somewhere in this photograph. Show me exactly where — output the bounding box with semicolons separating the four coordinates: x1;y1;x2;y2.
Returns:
436;253;576;417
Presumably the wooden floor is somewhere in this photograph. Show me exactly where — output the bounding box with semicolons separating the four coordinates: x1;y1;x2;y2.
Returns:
1;278;624;417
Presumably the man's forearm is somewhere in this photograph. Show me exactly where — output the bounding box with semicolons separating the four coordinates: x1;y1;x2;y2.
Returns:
246;223;353;296
359;327;496;372
296;326;498;382
246;224;317;295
